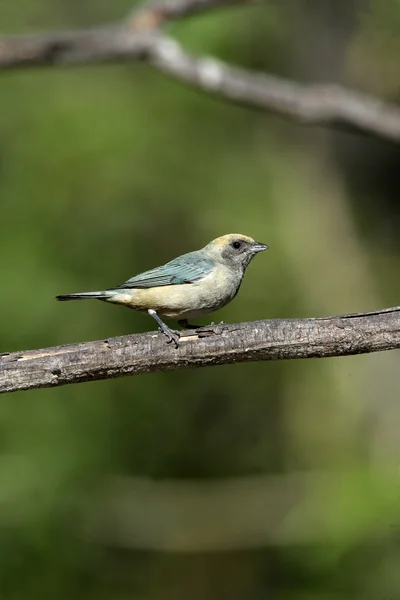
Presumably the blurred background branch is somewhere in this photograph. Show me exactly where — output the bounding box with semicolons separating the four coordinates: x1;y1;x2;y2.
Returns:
0;0;400;141
129;0;246;27
1;307;400;394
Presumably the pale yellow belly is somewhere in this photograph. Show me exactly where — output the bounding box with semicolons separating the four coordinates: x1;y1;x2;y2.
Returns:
107;269;241;320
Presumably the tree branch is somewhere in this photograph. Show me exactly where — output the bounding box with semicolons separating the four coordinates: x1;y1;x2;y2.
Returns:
0;0;399;141
0;0;241;69
129;0;247;28
148;44;400;141
1;308;400;394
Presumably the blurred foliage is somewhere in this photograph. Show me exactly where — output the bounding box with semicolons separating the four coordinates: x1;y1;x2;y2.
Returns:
1;0;400;598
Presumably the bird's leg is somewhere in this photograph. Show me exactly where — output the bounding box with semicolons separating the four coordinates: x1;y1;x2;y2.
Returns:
148;309;180;348
178;319;198;330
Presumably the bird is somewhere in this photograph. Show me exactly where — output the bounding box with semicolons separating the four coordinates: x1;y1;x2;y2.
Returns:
56;233;269;347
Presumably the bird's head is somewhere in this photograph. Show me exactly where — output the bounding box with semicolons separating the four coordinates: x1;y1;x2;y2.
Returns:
204;234;269;271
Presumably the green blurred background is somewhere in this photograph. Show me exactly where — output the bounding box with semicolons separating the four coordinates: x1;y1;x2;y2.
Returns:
1;0;400;598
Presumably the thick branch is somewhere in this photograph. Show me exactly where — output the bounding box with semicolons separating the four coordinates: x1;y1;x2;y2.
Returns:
0;1;399;141
0;27;155;67
1;308;400;394
0;0;240;68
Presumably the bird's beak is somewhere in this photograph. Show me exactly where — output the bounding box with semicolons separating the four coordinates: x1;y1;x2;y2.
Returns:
252;242;269;253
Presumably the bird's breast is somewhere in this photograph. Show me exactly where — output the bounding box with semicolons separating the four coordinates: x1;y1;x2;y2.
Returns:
109;265;242;320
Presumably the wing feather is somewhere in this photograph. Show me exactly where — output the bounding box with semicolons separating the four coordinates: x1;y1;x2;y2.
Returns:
112;251;215;290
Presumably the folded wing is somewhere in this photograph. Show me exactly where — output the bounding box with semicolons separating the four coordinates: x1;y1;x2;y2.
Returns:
112;251;215;289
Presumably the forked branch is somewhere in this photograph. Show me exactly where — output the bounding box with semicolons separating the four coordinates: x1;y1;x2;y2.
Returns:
0;0;399;141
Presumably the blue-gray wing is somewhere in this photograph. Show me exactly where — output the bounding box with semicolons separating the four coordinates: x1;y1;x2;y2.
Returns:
113;251;215;289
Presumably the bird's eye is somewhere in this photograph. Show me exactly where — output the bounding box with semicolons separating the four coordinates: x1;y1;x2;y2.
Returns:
231;241;242;250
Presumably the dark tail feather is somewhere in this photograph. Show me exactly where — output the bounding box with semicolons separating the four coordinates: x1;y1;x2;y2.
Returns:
56;291;107;301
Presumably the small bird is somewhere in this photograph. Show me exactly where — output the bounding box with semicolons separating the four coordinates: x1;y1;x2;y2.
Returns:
56;234;268;347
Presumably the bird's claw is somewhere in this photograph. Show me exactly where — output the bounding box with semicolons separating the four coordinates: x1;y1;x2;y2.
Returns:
196;320;226;338
158;326;180;348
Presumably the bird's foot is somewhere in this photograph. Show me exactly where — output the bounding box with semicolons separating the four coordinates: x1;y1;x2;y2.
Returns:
195;321;226;339
158;325;180;348
178;320;225;331
175;319;226;340
148;309;180;348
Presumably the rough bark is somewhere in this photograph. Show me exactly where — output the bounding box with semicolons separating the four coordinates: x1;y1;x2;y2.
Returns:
1;308;399;394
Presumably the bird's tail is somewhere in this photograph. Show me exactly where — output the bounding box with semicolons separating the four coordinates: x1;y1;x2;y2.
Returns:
56;291;110;301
